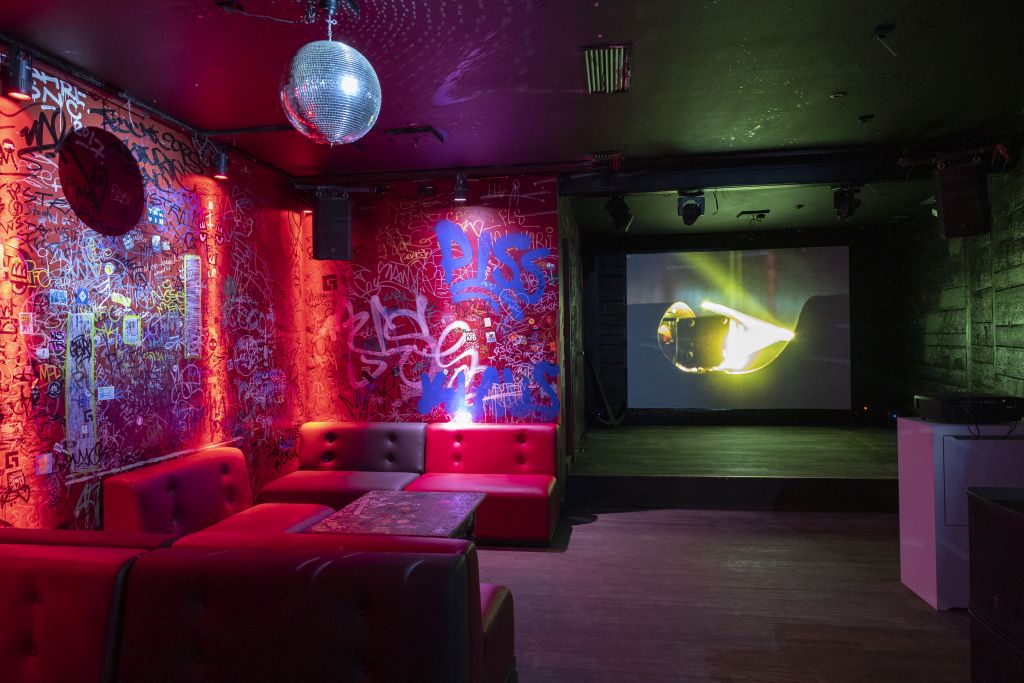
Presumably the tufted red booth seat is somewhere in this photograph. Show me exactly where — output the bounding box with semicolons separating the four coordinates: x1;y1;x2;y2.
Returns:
171;531;515;683
257;422;427;509
0;529;515;683
103;447;333;536
406;423;560;543
117;546;479;682
0;539;153;683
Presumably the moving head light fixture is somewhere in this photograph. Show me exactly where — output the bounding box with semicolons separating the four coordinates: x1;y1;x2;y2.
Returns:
677;191;706;226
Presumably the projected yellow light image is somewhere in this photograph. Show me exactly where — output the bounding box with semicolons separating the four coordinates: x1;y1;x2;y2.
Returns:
657;301;795;375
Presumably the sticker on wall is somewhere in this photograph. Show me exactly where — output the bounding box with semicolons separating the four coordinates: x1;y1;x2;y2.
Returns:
123;315;141;346
18;312;32;335
48;290;68;306
75;288;89;305
66;312;98;472
97;386;115;401
35;453;53;476
122;230;141;251
147;206;166;226
57;126;145;236
183;255;202;358
5;471;28;503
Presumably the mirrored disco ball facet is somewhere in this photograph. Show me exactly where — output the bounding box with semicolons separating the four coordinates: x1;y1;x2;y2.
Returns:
280;40;381;145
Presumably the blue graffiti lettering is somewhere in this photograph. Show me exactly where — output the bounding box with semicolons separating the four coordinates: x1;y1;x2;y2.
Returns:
436;220;551;320
418;371;466;416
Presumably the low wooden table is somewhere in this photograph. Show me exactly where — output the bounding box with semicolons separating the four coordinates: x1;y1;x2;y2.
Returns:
305;490;486;539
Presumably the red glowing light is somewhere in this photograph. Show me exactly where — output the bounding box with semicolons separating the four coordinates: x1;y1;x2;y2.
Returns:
301;208;313;216
6;90;31;101
213;173;228;181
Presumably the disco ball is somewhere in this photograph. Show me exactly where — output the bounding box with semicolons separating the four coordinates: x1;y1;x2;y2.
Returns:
280;40;381;145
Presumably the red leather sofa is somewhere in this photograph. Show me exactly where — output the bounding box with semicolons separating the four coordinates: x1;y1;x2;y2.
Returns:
407;423;560;543
172;531;515;683
0;528;515;683
0;529;173;683
103;447;334;536
255;421;561;543
257;422;426;509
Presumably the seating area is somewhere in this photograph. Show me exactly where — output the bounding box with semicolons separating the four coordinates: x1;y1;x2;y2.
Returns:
257;421;560;544
0;527;511;683
0;421;559;681
2;428;530;683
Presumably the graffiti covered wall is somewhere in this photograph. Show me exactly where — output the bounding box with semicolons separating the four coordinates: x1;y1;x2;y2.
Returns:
0;55;561;529
0;56;306;528
301;178;561;425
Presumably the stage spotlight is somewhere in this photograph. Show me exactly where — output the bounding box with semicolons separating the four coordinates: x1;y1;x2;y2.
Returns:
453;171;468;203
605;194;633;232
677;191;706;226
212;149;229;181
4;50;32;101
834;185;861;221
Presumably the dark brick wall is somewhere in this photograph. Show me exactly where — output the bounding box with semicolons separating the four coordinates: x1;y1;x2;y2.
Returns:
558;198;586;464
588;252;627;422
989;165;1024;397
891;162;1024;402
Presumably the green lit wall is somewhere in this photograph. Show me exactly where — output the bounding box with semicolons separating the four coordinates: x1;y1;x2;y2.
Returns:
891;161;1024;400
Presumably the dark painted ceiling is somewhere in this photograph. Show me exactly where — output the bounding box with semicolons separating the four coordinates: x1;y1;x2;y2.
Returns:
3;0;1023;232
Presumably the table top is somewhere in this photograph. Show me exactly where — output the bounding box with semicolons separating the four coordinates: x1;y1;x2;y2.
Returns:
305;490;487;538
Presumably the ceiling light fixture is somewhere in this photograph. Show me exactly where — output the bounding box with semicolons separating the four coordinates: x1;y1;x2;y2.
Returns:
212;149;230;180
453;172;468;203
4;49;32;101
280;0;381;145
677;191;706;226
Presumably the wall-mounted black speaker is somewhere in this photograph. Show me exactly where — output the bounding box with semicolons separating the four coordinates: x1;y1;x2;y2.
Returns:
935;163;991;238
313;195;352;260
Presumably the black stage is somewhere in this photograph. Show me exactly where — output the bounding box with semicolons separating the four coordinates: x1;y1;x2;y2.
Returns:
567;426;898;512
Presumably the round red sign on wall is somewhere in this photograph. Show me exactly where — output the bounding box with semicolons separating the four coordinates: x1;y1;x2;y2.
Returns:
58;126;145;237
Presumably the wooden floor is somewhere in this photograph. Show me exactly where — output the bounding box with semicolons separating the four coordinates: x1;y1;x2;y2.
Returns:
572;426;897;479
477;509;969;683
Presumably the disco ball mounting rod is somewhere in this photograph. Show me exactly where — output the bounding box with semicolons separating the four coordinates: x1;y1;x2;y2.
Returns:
310;0;360;20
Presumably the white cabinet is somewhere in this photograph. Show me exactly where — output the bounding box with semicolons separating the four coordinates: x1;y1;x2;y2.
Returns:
897;417;1024;610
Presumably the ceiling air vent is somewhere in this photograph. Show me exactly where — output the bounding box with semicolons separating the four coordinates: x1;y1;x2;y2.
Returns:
581;44;632;94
